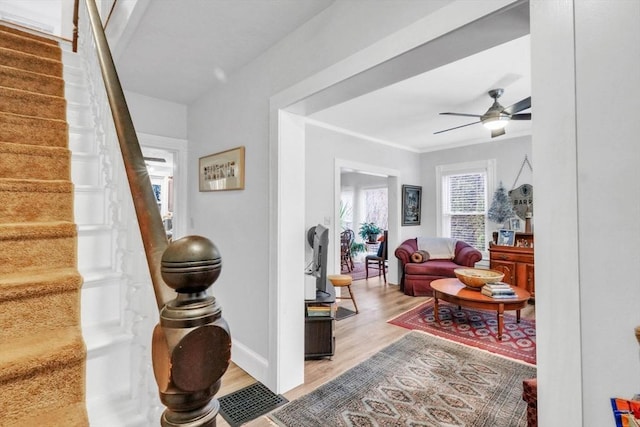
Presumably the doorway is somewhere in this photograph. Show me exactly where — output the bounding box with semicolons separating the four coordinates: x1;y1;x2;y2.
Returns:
139;133;188;240
339;169;389;270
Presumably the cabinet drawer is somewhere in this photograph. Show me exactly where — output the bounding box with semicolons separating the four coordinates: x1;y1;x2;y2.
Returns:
490;251;533;263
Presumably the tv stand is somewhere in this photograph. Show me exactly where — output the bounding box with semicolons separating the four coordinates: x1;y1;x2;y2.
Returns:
304;284;335;359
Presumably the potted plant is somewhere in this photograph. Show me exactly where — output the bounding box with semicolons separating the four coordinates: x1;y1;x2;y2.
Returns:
350;241;366;255
359;222;382;243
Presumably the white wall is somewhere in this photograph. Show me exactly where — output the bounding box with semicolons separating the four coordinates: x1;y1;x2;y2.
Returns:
125;91;187;139
420;135;532;238
532;1;640;426
0;0;62;35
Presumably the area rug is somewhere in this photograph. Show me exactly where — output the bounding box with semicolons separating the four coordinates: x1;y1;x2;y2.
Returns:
341;261;381;281
388;300;536;365
270;331;535;426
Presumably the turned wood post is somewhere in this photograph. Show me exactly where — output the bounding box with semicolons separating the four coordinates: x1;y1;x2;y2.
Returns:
152;236;232;427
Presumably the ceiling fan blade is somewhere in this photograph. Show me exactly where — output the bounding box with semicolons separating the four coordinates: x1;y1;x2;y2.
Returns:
434;121;481;135
511;113;531;120
503;96;531;115
440;112;483;118
491;127;506;138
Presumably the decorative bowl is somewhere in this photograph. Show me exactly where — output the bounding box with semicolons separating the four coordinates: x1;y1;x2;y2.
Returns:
454;268;505;289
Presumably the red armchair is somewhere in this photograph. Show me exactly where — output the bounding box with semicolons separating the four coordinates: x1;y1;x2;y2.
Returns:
394;238;482;296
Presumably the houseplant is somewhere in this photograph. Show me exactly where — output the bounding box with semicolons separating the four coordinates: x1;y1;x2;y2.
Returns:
359;222;382;243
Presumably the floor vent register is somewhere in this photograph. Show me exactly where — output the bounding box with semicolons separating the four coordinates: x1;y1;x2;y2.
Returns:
218;381;288;426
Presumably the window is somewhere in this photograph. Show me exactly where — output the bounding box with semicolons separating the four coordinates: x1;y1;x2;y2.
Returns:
340;190;354;231
436;160;496;255
363;187;388;230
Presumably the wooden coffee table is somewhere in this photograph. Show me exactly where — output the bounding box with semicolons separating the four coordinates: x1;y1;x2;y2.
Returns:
430;278;531;340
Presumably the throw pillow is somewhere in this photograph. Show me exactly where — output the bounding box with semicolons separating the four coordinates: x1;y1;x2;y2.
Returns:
410;250;430;263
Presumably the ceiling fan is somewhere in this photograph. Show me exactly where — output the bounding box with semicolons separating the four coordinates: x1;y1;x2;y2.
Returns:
434;88;531;138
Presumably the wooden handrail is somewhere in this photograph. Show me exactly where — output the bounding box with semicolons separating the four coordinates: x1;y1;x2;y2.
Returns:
72;0;79;52
84;0;173;309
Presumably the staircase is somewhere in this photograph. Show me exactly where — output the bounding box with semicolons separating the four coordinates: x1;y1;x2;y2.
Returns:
0;24;88;426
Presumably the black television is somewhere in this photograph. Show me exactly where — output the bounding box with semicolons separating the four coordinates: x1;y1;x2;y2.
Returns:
306;224;329;296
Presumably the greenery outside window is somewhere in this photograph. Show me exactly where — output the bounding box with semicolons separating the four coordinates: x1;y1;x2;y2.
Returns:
436;160;496;256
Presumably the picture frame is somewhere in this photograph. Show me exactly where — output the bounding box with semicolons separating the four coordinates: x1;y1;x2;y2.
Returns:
401;185;422;226
199;146;245;191
497;229;516;246
510;217;522;232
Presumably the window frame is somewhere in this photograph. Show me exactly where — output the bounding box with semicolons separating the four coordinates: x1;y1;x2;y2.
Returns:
436;159;496;258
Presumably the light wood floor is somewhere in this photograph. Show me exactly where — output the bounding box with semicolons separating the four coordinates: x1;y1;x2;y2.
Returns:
215;276;535;427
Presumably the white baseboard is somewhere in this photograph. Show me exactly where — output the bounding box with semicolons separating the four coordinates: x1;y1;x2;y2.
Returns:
229;339;269;388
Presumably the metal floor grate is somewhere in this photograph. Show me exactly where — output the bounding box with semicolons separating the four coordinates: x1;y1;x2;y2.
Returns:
218;382;288;427
335;306;356;320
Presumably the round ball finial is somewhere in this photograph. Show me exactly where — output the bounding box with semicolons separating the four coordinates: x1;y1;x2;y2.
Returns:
161;235;222;293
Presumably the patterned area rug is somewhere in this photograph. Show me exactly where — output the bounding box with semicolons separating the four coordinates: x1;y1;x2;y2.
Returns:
388;300;536;365
270;331;535;426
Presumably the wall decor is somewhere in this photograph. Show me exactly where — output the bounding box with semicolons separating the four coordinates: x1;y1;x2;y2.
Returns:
497;229;516;246
509;155;533;220
509;183;533;220
402;185;422;226
199;146;245;191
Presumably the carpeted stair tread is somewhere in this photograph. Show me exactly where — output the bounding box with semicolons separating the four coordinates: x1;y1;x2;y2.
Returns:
0;178;72;192
0;24;59;46
0;142;70;180
5;402;89;427
0;326;85;382
0;221;76;240
0;46;62;77
0;86;66;119
0;180;73;223
0;222;77;275
0;111;68;147
0;64;64;96
0;27;61;60
0;327;86;424
0;269;82;341
0;268;82;302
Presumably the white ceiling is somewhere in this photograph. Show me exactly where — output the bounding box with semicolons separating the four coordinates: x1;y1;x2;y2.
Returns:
116;1;531;153
116;0;335;105
309;35;531;152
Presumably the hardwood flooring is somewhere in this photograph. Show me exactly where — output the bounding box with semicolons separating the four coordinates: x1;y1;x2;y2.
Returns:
215;276;535;427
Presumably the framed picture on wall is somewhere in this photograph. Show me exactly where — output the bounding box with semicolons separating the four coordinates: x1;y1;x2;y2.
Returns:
402;185;422;226
199;146;245;191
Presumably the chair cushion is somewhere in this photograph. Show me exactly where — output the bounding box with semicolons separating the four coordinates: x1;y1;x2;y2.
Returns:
405;259;460;277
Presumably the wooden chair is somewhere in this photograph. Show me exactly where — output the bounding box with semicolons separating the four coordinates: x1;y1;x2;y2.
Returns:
340;229;355;272
365;230;387;281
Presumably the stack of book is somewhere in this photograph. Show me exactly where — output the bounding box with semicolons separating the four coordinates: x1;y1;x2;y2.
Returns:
307;304;332;317
481;282;516;298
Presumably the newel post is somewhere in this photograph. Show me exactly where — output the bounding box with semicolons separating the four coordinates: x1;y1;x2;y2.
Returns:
152;235;232;426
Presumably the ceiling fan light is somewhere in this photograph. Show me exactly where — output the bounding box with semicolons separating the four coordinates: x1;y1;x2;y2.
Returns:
483;116;509;130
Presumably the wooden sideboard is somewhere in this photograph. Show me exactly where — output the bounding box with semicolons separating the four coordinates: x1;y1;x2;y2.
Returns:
489;232;535;299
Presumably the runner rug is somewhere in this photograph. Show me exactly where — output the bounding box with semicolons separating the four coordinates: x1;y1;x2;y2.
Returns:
388;300;536;365
270;331;535;426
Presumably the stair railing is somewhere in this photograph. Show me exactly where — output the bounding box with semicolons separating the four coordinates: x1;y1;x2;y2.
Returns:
80;1;231;425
